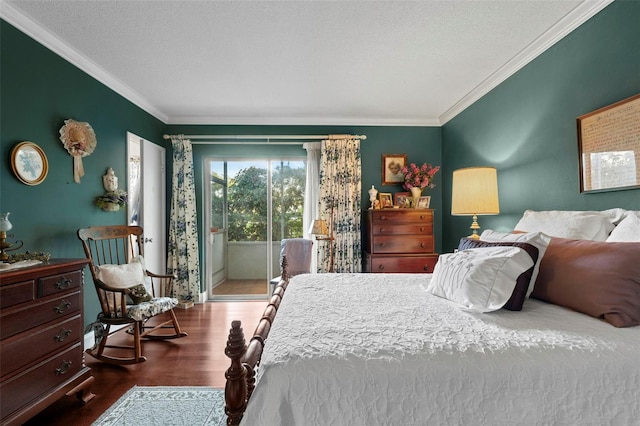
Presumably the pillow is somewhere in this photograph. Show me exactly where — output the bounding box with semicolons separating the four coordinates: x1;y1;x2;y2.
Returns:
425;246;534;313
607;212;640;242
457;238;538;311
513;210;615;241
95;257;152;305
531;238;640;327
128;283;153;304
479;230;551;297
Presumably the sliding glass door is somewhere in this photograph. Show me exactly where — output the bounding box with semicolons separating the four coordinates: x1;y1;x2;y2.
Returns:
205;158;305;300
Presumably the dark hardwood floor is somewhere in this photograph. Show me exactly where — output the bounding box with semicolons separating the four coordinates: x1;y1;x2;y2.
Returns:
23;301;267;426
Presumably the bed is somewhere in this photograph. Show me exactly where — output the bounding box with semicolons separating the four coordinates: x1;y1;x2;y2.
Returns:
224;209;640;425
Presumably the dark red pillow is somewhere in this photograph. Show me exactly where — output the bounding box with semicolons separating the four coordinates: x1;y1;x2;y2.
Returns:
458;238;539;311
532;238;640;327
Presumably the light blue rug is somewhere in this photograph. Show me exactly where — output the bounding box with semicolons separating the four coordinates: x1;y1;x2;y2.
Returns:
92;386;226;426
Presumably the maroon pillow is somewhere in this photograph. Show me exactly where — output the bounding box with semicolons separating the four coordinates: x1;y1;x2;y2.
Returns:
457;238;539;311
531;238;640;327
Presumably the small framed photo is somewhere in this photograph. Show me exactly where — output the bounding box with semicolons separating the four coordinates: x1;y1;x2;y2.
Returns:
416;196;431;209
394;192;410;207
11;141;49;186
382;154;407;185
378;193;393;208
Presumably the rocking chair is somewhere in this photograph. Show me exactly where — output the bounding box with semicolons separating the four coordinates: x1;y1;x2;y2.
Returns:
78;225;187;365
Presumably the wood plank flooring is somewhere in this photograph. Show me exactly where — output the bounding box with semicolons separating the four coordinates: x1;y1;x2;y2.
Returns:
23;301;267;426
212;279;268;295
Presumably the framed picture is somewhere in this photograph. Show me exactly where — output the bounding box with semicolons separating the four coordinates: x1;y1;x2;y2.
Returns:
11;141;49;186
382;154;407;185
577;93;640;193
394;192;411;208
416;196;431;209
378;193;393;208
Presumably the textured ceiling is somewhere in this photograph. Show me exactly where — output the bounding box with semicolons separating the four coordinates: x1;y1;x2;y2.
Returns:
2;1;610;125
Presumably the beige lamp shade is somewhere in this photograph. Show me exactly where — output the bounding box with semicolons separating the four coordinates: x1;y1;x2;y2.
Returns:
452;167;499;239
451;167;500;216
309;219;329;236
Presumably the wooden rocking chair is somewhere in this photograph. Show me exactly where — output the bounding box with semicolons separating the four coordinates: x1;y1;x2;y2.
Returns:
78;225;187;365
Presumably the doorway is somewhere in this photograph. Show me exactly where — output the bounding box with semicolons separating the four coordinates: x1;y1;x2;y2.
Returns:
127;132;167;295
205;158;306;300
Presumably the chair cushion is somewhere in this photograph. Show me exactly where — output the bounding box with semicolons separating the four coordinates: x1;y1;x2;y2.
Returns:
126;297;179;322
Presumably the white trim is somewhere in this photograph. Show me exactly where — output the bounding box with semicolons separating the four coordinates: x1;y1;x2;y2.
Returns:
166;115;441;127
0;2;168;123
83;324;128;351
439;0;614;125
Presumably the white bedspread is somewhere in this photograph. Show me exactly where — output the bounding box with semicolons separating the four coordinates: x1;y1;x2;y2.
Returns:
241;273;640;426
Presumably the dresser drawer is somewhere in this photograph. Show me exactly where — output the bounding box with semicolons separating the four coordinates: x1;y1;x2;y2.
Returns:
371;235;434;254
0;291;81;340
39;270;81;297
0;280;35;309
0;343;84;419
366;255;439;273
1;314;82;379
371;223;432;236
372;210;433;225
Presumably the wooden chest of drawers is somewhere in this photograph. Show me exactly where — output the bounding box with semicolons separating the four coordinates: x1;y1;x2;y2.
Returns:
362;209;439;273
0;259;94;425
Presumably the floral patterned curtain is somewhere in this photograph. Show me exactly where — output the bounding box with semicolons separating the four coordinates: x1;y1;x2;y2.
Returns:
167;137;200;304
318;137;362;273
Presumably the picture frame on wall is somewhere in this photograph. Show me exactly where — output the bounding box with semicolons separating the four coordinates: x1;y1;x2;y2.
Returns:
394;192;411;207
11;141;49;186
378;193;393;208
381;154;407;185
416;196;431;209
577;93;640;193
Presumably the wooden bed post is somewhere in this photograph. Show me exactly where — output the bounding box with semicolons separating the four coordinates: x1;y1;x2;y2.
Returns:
224;321;247;426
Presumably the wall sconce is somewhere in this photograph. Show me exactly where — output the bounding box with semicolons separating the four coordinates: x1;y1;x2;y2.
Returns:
451;167;500;239
309;209;335;272
0;212;24;261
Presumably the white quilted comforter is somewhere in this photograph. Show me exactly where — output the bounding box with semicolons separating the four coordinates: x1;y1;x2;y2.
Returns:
241;273;640;426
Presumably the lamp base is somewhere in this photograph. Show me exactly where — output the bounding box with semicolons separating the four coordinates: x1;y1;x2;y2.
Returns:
468;214;481;240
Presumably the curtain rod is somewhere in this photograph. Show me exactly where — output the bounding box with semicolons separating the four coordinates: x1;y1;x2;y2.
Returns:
162;134;366;142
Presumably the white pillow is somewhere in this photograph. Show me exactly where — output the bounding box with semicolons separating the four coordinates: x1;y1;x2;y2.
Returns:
425;246;534;313
96;260;146;289
514;210;615;241
606;213;640;242
479;229;551;297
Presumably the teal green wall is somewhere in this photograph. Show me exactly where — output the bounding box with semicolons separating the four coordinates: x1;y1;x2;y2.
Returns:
442;1;640;252
1;21;167;326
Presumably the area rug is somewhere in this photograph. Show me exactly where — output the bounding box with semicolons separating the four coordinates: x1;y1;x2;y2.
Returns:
92;386;226;426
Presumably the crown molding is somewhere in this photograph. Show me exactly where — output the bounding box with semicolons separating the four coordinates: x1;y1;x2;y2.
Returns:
1;2;169;123
439;0;614;125
167;115;441;127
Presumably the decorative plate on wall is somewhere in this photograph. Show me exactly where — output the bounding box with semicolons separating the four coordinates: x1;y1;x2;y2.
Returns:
11;141;49;186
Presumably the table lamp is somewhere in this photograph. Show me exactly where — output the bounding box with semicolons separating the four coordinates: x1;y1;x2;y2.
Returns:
451;167;500;239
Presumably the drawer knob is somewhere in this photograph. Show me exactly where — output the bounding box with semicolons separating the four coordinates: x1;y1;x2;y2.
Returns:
379;227;385;232
55;360;73;375
54;328;72;342
420;242;425;248
55;277;72;289
423;265;430;271
378;265;385;270
54;299;72;314
420;215;425;220
419;227;424;232
380;215;387;221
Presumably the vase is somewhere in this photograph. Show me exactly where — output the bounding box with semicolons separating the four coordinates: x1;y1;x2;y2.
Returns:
410;187;423;205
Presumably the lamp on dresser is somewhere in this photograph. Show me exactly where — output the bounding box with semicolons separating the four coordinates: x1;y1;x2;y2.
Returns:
451;167;500;239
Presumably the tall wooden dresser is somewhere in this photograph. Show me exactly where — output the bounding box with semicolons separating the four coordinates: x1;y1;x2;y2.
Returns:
363;209;439;273
0;259;94;425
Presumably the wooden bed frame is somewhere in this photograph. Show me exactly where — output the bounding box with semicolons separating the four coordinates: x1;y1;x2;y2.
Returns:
224;256;290;425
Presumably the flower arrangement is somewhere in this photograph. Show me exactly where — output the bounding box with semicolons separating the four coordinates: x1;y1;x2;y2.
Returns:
95;189;128;211
401;163;440;190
